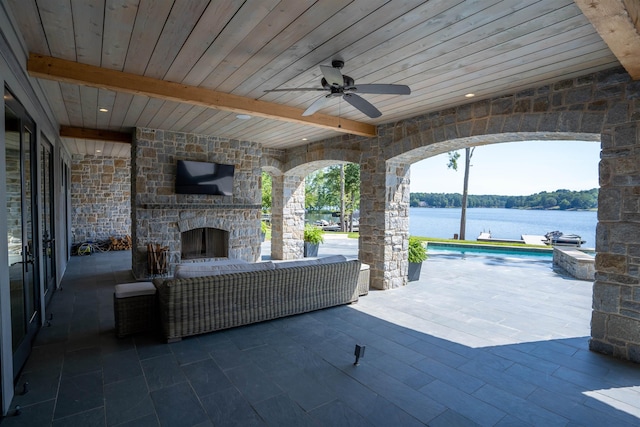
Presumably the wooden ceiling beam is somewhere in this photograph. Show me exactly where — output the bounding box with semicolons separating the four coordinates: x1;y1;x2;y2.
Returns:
60;125;132;143
29;54;377;138
574;0;640;79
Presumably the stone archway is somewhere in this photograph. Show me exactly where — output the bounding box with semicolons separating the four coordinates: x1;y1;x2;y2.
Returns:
268;66;638;362
356;66;639;362
264;155;361;261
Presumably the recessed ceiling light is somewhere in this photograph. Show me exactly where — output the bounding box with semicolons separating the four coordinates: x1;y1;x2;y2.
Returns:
96;150;101;153
465;93;475;98
236;114;251;120
99;108;109;112
302;138;308;141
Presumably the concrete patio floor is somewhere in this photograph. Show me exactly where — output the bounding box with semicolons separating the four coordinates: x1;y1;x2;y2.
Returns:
4;236;640;426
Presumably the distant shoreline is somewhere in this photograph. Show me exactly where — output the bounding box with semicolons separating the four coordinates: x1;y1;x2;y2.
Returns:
410;188;598;211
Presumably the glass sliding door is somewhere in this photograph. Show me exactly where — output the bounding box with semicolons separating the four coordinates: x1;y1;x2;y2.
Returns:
5;87;39;378
41;139;56;303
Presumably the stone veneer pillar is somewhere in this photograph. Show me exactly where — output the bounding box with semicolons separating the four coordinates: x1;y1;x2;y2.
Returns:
270;173;305;260
359;152;411;290
590;119;640;363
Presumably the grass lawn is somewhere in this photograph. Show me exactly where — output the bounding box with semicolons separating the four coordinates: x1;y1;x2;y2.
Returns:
265;230;548;249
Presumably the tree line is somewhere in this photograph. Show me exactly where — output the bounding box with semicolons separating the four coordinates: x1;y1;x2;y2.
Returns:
263;168;597;212
262;164;361;213
410;188;598;210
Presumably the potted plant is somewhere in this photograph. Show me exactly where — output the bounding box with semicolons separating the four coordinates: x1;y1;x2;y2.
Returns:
261;220;269;242
407;236;428;282
303;224;324;257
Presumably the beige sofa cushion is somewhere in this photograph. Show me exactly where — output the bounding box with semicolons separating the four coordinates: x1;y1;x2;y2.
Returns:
317;255;348;264
114;281;156;298
174;261;275;279
273;259;319;269
180;258;248;266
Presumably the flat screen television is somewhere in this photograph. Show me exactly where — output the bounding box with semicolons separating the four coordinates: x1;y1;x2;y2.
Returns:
175;160;235;196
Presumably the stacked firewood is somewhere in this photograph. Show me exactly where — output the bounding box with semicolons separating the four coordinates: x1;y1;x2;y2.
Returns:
147;243;169;275
109;235;132;251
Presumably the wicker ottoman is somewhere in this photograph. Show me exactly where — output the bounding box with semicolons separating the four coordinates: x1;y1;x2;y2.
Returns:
114;282;157;338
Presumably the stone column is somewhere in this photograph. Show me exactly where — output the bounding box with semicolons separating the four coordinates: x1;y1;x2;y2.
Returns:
270;174;284;259
271;173;305;260
359;153;411;290
590;119;640;363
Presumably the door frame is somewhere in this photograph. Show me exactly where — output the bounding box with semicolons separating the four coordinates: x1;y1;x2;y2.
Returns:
4;86;40;380
40;137;56;306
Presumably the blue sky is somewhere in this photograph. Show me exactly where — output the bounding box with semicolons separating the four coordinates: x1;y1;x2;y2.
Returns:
410;140;601;196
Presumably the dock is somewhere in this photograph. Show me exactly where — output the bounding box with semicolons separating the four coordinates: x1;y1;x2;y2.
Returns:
478;232;547;246
521;235;547;245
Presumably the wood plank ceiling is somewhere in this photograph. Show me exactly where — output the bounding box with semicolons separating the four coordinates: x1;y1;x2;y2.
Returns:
5;0;631;158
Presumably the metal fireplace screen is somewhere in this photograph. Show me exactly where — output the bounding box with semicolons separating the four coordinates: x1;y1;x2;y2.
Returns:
181;228;228;259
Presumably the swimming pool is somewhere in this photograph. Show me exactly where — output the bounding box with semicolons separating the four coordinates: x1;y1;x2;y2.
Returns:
426;242;553;259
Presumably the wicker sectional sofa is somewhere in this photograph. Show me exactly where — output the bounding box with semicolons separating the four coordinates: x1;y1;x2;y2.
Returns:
153;257;362;342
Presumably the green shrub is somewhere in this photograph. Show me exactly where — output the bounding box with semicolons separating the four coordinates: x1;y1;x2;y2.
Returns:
261;221;269;234
408;236;428;263
304;224;324;244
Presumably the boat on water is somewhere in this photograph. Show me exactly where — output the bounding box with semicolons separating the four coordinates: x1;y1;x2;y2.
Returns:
477;231;585;247
313;219;359;232
314;219;340;231
544;231;586;247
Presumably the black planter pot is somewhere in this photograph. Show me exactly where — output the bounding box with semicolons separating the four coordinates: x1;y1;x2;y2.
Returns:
407;262;423;282
304;242;319;257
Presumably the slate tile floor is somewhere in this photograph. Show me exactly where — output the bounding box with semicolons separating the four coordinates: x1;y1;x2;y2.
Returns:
4;246;640;426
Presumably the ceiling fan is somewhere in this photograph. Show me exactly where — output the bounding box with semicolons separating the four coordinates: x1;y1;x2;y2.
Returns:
264;60;411;118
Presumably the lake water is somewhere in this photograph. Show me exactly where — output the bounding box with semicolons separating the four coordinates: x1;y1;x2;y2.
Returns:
409;207;597;248
307;208;597;248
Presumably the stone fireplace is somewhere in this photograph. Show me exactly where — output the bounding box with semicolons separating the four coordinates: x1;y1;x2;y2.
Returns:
130;128;263;279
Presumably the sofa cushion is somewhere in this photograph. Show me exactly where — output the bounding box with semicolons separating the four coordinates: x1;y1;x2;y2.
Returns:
179;258;248;267
174;261;275;279
273;259;319;269
317;255;348;264
115;281;156;298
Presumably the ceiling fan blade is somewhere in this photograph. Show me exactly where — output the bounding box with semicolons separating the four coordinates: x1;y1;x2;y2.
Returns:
320;65;343;86
264;88;326;92
350;84;411;95
302;95;333;116
343;93;382;118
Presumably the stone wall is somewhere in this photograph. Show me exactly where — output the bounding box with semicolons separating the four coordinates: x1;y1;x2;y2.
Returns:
71;155;130;243
591;118;640;362
270;174;301;260
359;152;411;289
131;128;262;279
553;247;595;281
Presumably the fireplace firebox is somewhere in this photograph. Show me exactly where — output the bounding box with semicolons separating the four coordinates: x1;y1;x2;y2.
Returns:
181;227;228;260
